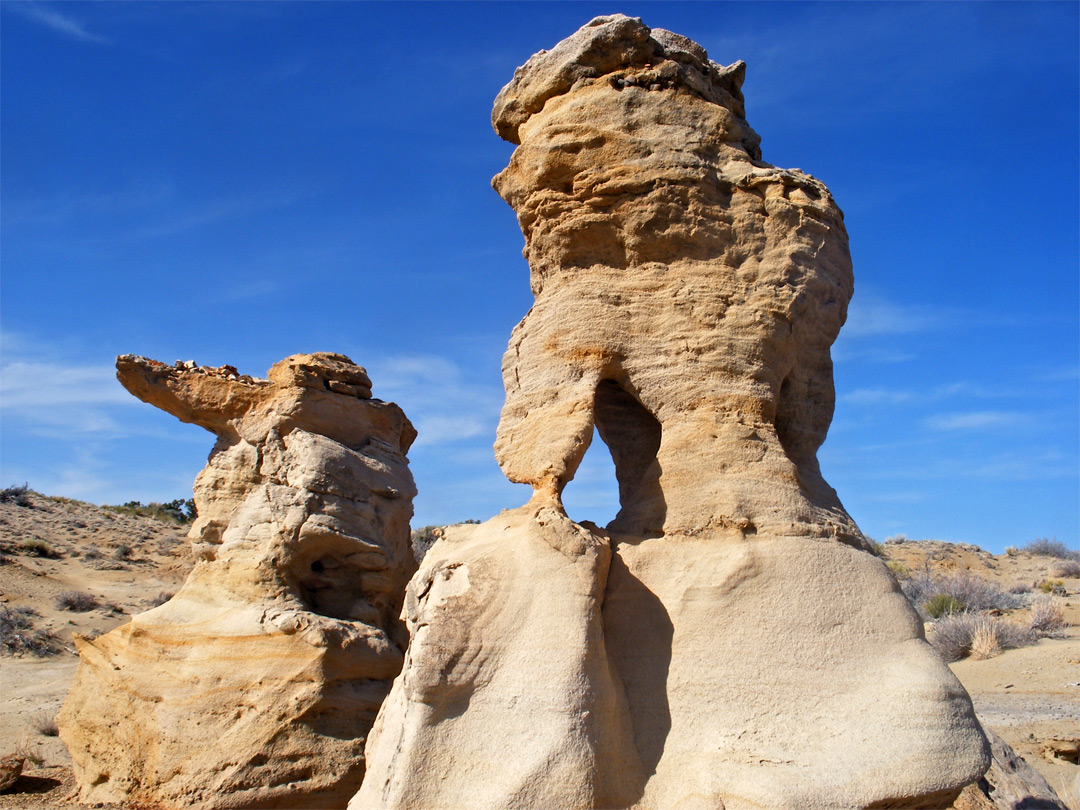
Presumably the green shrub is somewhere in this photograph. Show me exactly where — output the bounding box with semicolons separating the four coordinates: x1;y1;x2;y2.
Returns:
923;593;964;618
103;498;197;524
1037;579;1066;595
903;570;1018;616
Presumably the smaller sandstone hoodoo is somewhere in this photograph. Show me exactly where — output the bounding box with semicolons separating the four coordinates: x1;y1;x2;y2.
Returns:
58;353;416;810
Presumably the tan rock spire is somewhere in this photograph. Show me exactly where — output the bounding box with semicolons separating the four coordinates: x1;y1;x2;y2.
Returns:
354;16;989;810
59;353;416;809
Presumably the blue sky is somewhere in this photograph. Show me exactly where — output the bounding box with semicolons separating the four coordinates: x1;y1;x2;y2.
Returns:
2;1;1077;554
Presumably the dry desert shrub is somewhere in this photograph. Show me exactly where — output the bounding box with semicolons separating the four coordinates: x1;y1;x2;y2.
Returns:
56;590;100;612
1051;560;1080;578
411;525;441;563
902;570;1019;617
0;484;32;507
149;591;175;608
1028;595;1068;638
928;613;1033;663
0;606;57;656
1023;537;1080;561
18;537;58;558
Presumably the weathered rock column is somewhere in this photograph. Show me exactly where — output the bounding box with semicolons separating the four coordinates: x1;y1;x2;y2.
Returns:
357;14;990;810
59;353;416;809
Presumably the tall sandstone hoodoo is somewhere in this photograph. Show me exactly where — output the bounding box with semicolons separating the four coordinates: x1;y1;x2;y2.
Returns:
59;353;417;809
354;15;989;810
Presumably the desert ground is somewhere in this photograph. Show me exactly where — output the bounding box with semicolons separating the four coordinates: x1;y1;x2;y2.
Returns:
1;490;1077;808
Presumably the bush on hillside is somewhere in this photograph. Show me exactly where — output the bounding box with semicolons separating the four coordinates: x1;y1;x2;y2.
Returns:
1028;595;1068;638
1050;560;1080;578
0;606;57;656
56;590;100;612
0;484;32;507
103;498;197;524
902;570;1020;617
19;538;59;558
923;594;963;618
1023;538;1080;561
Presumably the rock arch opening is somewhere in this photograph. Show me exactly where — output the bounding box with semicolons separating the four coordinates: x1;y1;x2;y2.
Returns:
565;378;665;535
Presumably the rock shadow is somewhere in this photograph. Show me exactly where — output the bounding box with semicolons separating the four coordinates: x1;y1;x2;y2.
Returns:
592;377;666;536
602;546;674;781
2;774;62;795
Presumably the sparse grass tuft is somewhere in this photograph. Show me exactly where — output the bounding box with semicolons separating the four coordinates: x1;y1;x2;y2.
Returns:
886;560;911;580
866;539;886;558
56;591;99;612
1023;538;1080;561
0;606;58;656
969;623;1002;660
30;712;59;737
13;739;45;768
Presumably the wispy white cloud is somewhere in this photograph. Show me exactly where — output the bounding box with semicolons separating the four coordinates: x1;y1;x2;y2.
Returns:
839;388;914;406
358;352;505;449
5;185;312;243
0;356;133;436
842;293;956;338
1;331;152;437
6;2;110;45
839;380;1036;408
924;410;1031;432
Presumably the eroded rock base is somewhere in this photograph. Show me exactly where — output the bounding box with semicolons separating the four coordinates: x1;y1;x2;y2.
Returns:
354;510;989;810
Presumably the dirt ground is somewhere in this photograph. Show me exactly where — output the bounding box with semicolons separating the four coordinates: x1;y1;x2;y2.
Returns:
1;493;1077;808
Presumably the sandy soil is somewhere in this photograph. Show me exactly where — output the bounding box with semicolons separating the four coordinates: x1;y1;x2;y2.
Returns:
1;494;1077;807
1;491;193;808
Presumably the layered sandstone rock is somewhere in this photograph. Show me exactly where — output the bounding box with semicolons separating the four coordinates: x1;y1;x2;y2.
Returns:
59;353;416;809
355;15;989;810
952;729;1068;810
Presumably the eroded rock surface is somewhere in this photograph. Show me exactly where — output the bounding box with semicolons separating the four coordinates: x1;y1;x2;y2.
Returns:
952;728;1068;810
355;15;989;810
59;353;416;809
